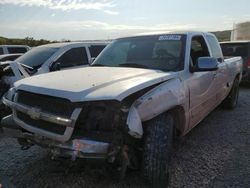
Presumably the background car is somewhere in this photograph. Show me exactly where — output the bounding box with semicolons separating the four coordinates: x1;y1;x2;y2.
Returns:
0;45;30;55
220;41;250;81
0;53;23;62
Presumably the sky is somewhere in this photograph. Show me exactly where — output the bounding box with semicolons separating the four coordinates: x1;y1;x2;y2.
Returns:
0;0;250;41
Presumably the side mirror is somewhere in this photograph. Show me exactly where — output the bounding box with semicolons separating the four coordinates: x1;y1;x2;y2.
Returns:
50;62;61;71
191;57;218;72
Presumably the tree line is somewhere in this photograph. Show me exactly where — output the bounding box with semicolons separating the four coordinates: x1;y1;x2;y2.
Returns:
0;36;70;47
0;30;231;47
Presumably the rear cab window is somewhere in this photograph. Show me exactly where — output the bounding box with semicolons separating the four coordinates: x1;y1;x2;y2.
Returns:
0;48;3;55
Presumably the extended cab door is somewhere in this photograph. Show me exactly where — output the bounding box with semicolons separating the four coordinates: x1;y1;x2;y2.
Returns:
206;34;229;103
187;35;218;128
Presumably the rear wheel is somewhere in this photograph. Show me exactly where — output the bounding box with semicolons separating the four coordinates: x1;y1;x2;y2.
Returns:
222;78;239;109
142;113;174;187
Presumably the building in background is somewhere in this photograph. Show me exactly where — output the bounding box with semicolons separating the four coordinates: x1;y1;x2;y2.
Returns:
231;21;250;41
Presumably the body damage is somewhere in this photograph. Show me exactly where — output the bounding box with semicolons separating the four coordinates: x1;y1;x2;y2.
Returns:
127;77;188;138
2;69;185;161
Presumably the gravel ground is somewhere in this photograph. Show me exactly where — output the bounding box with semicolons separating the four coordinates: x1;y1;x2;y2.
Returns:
0;88;250;188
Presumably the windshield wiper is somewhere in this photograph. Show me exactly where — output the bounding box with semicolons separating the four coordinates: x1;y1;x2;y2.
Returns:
20;63;34;70
118;63;149;69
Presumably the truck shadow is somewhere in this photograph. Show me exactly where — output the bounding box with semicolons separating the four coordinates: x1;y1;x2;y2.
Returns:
11;150;147;188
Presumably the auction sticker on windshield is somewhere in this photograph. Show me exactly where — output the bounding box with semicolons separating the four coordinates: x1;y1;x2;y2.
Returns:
159;35;182;41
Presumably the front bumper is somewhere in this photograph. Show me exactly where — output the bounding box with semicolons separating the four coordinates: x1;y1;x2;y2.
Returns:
1;115;110;159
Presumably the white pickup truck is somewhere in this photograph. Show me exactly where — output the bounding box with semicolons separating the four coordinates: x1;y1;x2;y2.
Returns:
2;32;242;187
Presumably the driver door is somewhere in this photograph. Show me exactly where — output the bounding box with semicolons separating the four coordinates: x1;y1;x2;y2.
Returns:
187;35;218;129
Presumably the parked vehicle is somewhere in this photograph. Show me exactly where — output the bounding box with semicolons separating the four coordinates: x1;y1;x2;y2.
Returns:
220;41;250;81
0;53;23;62
0;45;30;55
2;32;242;187
0;42;108;119
0;42;108;96
1;42;108;87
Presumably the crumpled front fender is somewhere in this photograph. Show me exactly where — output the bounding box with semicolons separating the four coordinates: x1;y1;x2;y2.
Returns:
126;78;186;138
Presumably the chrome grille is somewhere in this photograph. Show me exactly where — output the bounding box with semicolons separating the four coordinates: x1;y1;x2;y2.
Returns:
17;90;75;117
15;91;76;135
17;111;66;135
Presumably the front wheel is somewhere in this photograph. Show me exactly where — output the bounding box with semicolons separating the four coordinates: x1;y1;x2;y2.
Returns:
222;78;240;109
142;113;174;187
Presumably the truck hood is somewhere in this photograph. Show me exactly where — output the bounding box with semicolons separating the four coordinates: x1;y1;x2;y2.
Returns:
14;67;177;102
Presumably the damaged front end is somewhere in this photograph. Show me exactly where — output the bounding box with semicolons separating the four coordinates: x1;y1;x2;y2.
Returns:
2;90;141;173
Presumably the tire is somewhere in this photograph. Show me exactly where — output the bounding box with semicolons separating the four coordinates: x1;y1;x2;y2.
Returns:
222;78;240;109
142;113;174;188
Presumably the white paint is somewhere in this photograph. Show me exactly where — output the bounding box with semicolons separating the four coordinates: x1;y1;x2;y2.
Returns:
14;67;176;102
7;31;244;139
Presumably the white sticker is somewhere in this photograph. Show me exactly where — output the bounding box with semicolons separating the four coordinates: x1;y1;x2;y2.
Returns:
158;35;181;41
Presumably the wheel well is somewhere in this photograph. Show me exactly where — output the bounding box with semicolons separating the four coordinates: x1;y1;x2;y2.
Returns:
152;106;186;136
167;106;186;137
142;106;186;137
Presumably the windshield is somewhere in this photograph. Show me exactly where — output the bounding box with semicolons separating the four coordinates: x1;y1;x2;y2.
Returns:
92;34;186;72
15;46;59;68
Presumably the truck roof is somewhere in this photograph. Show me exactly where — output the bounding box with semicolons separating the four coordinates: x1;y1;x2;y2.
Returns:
118;31;215;40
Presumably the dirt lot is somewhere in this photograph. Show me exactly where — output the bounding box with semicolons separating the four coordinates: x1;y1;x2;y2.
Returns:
0;88;250;188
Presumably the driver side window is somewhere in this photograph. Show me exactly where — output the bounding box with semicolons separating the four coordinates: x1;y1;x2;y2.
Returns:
190;36;210;67
56;47;88;68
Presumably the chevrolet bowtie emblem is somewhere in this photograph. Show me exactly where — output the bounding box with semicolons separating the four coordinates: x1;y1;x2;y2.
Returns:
28;107;41;120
